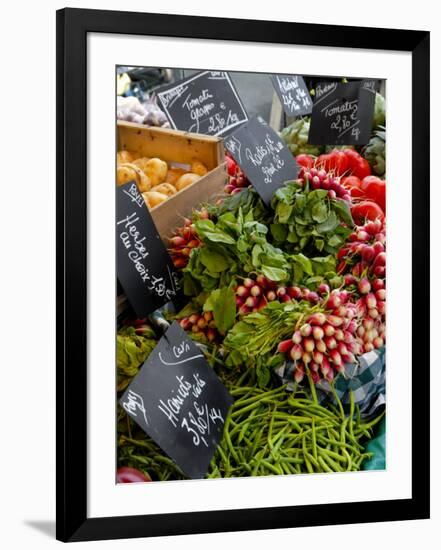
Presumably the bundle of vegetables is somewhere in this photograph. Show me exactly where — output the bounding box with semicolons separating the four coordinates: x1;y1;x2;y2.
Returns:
280;118;323;157
363;126;386;177
271;180;354;257
224;153;250;194
297;148;371;180
167;210;208;269
116;322;157;391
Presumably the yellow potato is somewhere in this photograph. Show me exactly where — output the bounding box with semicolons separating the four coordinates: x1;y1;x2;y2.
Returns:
132;157;151;172
191;160;208;176
151;183;176;197
116;165;138;186
143;158;168;186
142;191;168;208
120;163;151;192
175;173;200;191
117;150;140;164
165;167;187;185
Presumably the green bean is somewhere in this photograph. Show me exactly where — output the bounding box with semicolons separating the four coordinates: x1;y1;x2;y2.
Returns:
318;455;333;473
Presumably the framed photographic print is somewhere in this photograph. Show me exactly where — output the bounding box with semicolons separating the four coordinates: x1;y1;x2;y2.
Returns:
56;8;430;542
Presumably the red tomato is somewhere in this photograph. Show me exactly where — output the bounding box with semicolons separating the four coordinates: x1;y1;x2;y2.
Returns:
341;176;362;189
361;176;386;212
352;157;372;179
351;201;385;225
296;153;314;170
116;467;152;483
326;151;350;175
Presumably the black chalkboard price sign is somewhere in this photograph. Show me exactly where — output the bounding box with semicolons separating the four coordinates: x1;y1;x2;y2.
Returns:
224;116;300;205
156;70;248;136
120;321;233;479
270;74;313;116
116;182;182;317
308;80;377;145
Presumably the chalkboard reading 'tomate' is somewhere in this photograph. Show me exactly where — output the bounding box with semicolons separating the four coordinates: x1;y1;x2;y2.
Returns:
116;182;181;318
308;80;377;145
224;116;300;205
270;74;312;116
156;71;248;136
120;321;233;479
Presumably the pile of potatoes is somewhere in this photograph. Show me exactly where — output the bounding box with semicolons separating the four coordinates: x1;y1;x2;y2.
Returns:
116;150;208;208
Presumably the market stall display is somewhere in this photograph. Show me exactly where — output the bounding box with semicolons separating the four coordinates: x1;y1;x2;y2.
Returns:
115;72;387;483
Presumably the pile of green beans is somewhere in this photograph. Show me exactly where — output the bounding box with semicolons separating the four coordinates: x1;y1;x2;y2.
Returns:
117;377;384;480
206;381;383;478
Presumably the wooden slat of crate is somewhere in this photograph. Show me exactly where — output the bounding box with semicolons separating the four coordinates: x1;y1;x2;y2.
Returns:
117;121;224;170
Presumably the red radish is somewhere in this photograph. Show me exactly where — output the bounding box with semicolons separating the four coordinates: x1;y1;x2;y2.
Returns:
238;305;250;316
334;329;344;341
369;308;379;319
277;287;287;297
250;285;261;297
338;342;349;356
363;318;374;331
256;275;268;288
361;245;375;262
197;318;207;329
288;286;302;299
327;294;341;309
358;278;371;295
313;351;324;364
375;289;386;301
304;338;315;352
316;339;327;353
290;344;303;361
117;467;151;483
300;323;312;337
344;331;354;344
308;312;327;326
302;352;312;364
318;283;330;295
320;359;331;376
365;293;377;309
323;323;335;337
236;285;249;298
278;339;294;353
245;296;257;308
266;290;277;301
206;328;217;342
374;252;386;267
243;278;254;288
377;301;386;315
324;336;337;350
307;291;320;303
292;330;302;344
330;350;342;366
374;266;386;277
373;336;384;349
327;315;344;327
312;326;325;340
294;367;305;383
373;278;385;291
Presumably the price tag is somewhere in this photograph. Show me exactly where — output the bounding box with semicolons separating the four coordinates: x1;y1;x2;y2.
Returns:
270;74;313;116
116;182;182;317
308;80;377;145
224;116;300;205
120;321;233;479
156;70;248;136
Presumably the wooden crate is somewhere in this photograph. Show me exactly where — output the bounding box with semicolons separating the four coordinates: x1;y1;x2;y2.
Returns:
117;121;226;241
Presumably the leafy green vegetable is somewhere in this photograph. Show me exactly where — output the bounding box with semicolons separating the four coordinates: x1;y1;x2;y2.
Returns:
117;326;157;391
203;287;236;334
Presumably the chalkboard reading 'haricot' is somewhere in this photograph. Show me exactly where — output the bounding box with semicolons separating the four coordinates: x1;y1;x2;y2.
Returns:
270;74;313;117
156;71;248;137
120;321;233;479
308;80;377;145
116;182;182;317
224;116;300;205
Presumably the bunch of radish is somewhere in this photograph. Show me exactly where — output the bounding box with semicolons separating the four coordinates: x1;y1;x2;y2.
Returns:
179;310;219;343
224;154;250;194
337;218;386;278
234;276;334;316
299;166;351;202
353;277;386;353
277;289;360;384
168;210;209;269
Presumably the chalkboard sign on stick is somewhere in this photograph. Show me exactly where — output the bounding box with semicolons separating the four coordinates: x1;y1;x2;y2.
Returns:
308;80;377;145
156;71;248;137
270;74;313;116
116;182;182;318
120;321;233;479
224;116;300;205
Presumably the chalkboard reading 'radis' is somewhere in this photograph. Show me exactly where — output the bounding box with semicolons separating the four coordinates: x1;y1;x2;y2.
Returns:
224;116;300;205
120;321;233;479
156;71;248;137
116;182;181;318
270;74;313;116
308;80;377;145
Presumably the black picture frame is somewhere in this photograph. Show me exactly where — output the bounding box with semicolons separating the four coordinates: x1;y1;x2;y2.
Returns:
56;8;430;542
